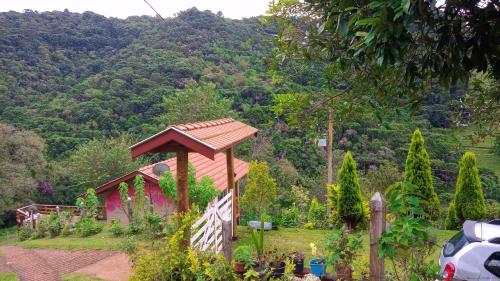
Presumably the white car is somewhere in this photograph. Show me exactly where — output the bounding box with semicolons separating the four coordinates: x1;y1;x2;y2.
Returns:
440;220;500;280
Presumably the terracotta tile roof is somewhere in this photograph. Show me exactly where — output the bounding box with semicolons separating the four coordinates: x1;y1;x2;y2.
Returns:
130;118;258;159
139;152;248;192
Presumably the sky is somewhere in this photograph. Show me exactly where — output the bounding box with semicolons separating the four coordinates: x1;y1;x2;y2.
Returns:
0;0;270;19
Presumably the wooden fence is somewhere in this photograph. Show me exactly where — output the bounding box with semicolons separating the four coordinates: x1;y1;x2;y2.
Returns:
191;191;233;254
16;204;105;226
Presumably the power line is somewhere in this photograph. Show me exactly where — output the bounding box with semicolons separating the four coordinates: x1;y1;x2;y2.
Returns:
143;0;166;23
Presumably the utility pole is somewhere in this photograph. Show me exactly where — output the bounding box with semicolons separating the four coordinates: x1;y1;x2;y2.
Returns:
327;108;334;184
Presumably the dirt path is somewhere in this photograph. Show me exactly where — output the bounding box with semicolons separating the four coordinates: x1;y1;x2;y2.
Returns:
0;246;132;281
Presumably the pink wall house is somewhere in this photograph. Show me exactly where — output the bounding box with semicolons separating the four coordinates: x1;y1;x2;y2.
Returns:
94;152;249;223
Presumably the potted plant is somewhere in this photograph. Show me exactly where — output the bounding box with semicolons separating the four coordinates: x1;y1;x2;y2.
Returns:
233;245;252;274
268;249;286;277
291;251;305;274
309;243;326;277
250;217;266;271
325;226;362;280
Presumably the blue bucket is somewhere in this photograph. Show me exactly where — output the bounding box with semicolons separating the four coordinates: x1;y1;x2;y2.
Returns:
309;258;326;277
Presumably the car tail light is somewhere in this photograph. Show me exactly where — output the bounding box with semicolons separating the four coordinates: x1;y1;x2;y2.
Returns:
443;262;455;281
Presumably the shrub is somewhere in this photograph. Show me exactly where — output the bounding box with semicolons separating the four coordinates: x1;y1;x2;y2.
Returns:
110;219;125;237
445;202;460;230
486;199;500;220
241;161;277;218
76;188;100;218
281;204;302;227
127;215;143;235
75;217;103;237
380;181;440;281
48;212;62;238
453;152;486;222
120;235;137;255
18;225;32;241
36;216;50;238
307;197;327;229
338;152;365;229
130;210;236;281
143;212;163;239
61;224;71;237
326;184;340;226
404;129;440;220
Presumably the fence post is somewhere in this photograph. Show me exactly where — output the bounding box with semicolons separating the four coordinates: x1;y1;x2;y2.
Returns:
222;218;232;261
370;192;386;281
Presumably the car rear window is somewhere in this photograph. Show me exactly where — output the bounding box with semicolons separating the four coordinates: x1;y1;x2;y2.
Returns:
443;231;468;257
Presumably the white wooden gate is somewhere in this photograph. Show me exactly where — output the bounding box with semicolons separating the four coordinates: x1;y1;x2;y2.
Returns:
191;191;232;253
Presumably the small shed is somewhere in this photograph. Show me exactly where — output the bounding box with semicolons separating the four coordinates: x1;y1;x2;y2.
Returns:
94;152;249;223
130;118;258;238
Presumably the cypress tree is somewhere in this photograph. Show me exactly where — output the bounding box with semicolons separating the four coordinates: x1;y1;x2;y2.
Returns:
453;152;486;222
404;129;440;219
445;202;460;230
337;152;365;229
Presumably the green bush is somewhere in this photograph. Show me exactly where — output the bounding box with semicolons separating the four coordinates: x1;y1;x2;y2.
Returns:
445;202;460;230
36;216;50;238
18;225;32;241
326;184;340;226
61;224;71;237
307;197;327;229
453;152;486;222
486;199;500;220
48;212;62;238
404;129;440;220
338;152;366;229
281;204;302;227
127;216;143;235
143;212;163;239
75;217;103;237
110;219;125;237
130;210;236;281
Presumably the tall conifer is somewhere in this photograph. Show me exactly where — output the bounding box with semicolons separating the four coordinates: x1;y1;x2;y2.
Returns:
337;152;365;229
404;129;440;219
452;152;486;223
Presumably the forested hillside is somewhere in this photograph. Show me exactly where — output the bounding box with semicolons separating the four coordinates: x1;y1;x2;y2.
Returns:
0;9;498;226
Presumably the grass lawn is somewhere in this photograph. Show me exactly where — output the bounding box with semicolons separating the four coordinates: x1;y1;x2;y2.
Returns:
455;128;499;176
63;274;104;281
0;273;19;281
1;225;131;251
234;226;457;276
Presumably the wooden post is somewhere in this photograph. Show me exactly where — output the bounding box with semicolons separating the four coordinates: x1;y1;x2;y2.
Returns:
226;147;237;239
176;146;190;213
222;218;232;261
370;192;386;281
327;109;334;184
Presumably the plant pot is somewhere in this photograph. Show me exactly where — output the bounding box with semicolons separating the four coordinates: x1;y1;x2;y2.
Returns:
233;261;246;274
293;258;304;274
309;258;326;277
248;221;272;230
269;261;286;277
335;264;353;280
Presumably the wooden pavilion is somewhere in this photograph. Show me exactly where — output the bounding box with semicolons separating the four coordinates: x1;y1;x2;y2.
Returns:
130;118;258;238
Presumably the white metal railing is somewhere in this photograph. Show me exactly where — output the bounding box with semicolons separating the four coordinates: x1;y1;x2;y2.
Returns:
191;191;232;253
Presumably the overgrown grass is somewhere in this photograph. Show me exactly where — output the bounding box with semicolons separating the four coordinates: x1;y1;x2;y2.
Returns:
63;274;104;281
0;273;19;281
455;128;499;176
234;226;457;276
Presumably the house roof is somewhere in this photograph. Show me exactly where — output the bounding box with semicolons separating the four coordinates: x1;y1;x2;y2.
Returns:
94;152;249;194
130;118;258;159
140;152;249;191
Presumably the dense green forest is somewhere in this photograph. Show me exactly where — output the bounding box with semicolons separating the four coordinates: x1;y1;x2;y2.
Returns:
0;9;498;226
